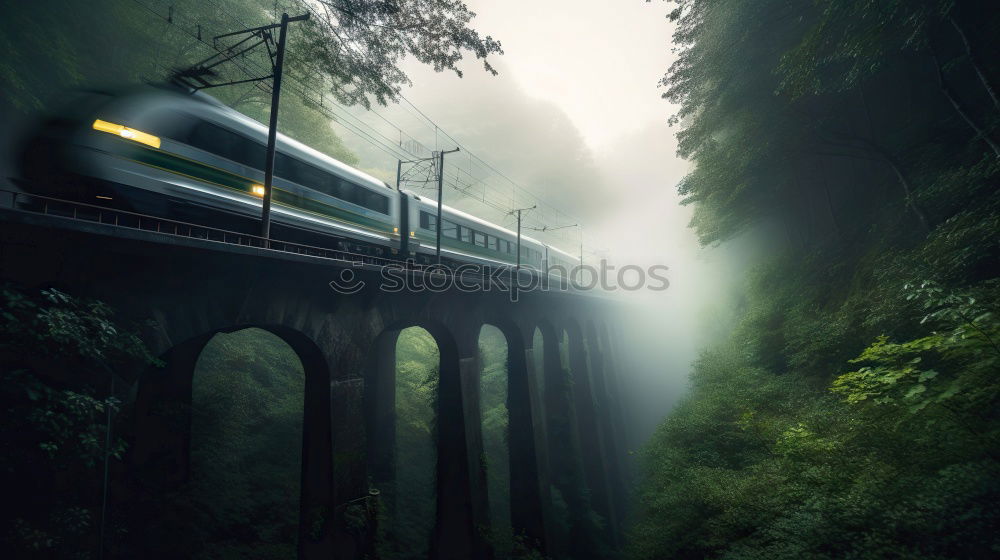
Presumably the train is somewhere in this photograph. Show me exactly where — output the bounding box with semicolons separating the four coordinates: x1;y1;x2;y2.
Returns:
16;85;579;273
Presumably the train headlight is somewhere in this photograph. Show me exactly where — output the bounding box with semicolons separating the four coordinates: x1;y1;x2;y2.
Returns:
252;185;266;196
92;119;161;149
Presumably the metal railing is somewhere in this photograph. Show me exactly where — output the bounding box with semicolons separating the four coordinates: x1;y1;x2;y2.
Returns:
0;188;426;268
0;189;581;292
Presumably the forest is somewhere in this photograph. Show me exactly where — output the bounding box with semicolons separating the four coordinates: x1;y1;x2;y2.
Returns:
629;0;999;558
2;0;999;558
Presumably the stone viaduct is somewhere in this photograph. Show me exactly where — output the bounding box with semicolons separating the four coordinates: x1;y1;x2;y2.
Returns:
0;204;632;559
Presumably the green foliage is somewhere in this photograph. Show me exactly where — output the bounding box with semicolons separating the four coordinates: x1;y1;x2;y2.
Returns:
833;281;999;416
777;0;949;97
631;134;999;560
300;0;503;108
383;327;438;560
660;0;1000;245
631;268;1000;558
0;285;158;557
479;325;513;557
638;2;1000;554
185;328;306;559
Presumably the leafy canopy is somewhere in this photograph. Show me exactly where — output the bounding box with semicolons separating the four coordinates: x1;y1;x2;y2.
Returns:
304;0;503;108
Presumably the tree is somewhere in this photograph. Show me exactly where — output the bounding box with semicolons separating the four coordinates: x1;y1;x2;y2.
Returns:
632;1;1000;557
299;0;503;108
0;285;159;557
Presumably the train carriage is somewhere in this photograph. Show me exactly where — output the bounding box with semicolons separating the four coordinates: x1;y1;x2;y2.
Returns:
21;86;400;252
18;85;578;278
406;190;545;269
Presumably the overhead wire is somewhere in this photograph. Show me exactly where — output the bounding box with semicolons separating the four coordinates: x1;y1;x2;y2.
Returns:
131;0;585;251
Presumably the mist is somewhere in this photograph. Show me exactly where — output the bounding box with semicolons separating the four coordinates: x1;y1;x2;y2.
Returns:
327;1;752;444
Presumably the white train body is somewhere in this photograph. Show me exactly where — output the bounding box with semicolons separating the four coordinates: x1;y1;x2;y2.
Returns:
20;86;575;272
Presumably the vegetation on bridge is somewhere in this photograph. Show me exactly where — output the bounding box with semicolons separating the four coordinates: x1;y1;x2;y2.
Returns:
630;0;1000;558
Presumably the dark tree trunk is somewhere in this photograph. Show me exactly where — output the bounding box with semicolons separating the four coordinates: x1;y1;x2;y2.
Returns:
878;150;931;234
949;16;1000;112
932;51;1000;159
819;159;842;241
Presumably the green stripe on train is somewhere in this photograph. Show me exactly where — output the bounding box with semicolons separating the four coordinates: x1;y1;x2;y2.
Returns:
108;142;393;234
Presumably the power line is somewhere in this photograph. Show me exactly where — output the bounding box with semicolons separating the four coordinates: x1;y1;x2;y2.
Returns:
130;0;585;250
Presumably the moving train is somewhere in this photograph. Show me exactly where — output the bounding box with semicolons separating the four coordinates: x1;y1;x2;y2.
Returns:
17;85;579;272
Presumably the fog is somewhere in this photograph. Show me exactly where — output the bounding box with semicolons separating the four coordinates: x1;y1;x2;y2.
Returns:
324;0;759;443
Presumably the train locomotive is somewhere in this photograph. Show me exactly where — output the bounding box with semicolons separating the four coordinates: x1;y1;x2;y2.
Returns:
16;85;579;273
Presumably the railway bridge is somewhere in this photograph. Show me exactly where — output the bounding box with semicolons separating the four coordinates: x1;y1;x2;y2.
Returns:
0;192;632;560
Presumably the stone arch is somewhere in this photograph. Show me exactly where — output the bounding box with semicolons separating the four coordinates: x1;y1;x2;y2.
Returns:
124;324;334;558
477;315;547;553
364;317;479;559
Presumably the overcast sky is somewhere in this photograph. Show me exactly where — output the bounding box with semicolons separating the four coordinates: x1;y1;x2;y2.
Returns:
372;0;747;438
455;0;677;151
372;0;699;265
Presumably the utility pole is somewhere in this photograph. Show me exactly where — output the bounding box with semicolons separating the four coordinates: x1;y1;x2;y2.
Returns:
171;12;309;242
435;147;461;264
395;160;402;190
510;205;537;270
260;12;310;241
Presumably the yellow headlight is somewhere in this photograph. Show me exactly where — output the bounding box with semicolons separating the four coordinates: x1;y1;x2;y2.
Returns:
252;185;266;196
92;119;161;149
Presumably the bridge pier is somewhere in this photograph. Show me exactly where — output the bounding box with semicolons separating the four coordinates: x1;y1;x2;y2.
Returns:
538;323;595;559
501;319;548;554
567;323;616;554
585;323;626;545
595;325;630;532
429;318;491;560
364;329;399;537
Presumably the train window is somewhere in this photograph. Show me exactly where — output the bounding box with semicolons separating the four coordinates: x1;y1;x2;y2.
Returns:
280;155;388;214
346;185;365;207
488;236;498;251
184;121;270;170
420;211;437;231
184;120;389;215
474;231;486;247
186;121;265;168
460;227;471;243
443;220;458;239
277;154;329;192
364;190;390;214
499;239;509;254
323;178;345;200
